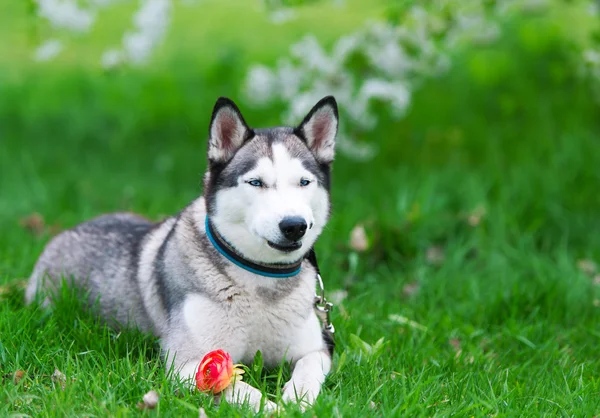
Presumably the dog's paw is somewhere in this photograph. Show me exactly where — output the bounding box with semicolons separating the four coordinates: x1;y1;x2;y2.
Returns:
282;379;321;409
177;362;201;388
221;381;277;413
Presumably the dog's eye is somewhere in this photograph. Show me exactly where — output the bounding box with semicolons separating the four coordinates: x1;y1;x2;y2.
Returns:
247;179;263;187
299;179;311;187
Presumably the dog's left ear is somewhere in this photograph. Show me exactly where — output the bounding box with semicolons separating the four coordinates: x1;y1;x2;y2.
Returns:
208;97;253;163
295;96;338;164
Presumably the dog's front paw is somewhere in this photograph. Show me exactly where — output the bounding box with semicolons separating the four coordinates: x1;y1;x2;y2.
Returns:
221;381;277;413
282;379;321;409
174;361;201;390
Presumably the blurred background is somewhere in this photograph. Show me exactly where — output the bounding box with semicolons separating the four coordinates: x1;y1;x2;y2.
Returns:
2;0;600;322
2;0;600;414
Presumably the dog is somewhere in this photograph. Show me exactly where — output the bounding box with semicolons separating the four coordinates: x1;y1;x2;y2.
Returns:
25;96;339;411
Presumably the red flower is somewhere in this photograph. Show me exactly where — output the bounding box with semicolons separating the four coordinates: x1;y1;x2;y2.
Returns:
195;349;244;394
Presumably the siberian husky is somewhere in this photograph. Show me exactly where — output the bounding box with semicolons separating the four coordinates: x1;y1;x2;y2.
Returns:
26;96;339;410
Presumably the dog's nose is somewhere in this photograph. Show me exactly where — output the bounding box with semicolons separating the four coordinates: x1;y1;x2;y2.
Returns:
279;216;307;241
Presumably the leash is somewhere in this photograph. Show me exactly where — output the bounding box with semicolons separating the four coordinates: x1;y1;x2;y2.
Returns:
306;248;335;337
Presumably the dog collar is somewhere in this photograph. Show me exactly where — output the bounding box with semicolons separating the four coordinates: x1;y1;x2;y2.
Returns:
205;216;302;278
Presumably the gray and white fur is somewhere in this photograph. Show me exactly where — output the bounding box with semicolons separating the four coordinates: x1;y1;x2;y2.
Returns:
26;96;339;410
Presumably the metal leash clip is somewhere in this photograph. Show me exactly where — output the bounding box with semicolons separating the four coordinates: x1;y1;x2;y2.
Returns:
314;273;335;335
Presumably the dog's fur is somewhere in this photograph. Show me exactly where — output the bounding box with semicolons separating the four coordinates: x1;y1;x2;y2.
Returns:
26;96;339;410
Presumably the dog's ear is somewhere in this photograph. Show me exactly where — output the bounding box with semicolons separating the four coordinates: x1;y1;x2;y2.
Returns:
208;97;253;163
295;96;338;164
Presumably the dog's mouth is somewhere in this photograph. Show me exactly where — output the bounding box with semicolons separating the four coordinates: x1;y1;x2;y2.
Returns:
267;240;302;253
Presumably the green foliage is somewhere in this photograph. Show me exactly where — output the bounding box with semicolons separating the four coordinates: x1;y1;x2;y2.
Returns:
1;0;600;416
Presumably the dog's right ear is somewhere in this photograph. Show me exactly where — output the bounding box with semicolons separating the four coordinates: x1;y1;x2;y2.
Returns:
208;97;253;163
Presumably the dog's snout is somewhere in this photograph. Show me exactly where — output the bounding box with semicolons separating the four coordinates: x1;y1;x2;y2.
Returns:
279;216;307;241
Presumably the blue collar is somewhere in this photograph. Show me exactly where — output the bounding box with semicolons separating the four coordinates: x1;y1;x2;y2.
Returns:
205;216;302;278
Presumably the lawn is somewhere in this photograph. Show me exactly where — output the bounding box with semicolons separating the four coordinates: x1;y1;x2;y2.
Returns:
1;1;600;416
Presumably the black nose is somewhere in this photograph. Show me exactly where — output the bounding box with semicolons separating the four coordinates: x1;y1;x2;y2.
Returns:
279;216;307;241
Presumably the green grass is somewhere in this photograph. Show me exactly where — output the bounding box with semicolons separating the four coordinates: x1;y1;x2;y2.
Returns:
2;2;600;416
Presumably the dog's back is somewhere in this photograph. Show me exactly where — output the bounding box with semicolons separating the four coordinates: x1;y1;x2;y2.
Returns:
26;212;155;331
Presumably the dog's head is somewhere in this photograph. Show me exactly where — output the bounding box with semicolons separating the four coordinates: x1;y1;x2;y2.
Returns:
204;96;338;264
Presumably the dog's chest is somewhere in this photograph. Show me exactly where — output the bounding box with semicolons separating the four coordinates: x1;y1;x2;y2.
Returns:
225;283;313;364
179;267;317;366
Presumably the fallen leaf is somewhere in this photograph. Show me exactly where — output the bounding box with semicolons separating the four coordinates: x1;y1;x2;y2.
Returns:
52;368;66;390
402;281;420;297
389;314;428;332
369;401;377;410
577;259;597;276
137;390;159;410
449;338;461;351
467;204;486;227
349;224;369;252
426;246;445;266
18;213;61;237
198;407;208;418
19;213;45;236
13;370;25;384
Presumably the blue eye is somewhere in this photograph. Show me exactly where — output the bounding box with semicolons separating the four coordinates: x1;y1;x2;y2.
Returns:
299;179;311;187
247;179;263;187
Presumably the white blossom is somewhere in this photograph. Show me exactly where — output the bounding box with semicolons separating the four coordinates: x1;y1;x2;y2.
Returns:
31;0;600;139
36;0;95;32
34;39;63;61
359;79;411;118
34;0;171;66
123;32;155;64
245;66;277;104
333;33;362;62
269;9;297;25
276;61;306;101
446;13;501;47
133;0;170;33
245;0;586;161
243;19;437;160
121;0;171;64
101;49;124;69
290;36;338;75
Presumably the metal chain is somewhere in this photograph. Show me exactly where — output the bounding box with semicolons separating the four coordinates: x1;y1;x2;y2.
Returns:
314;273;335;335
